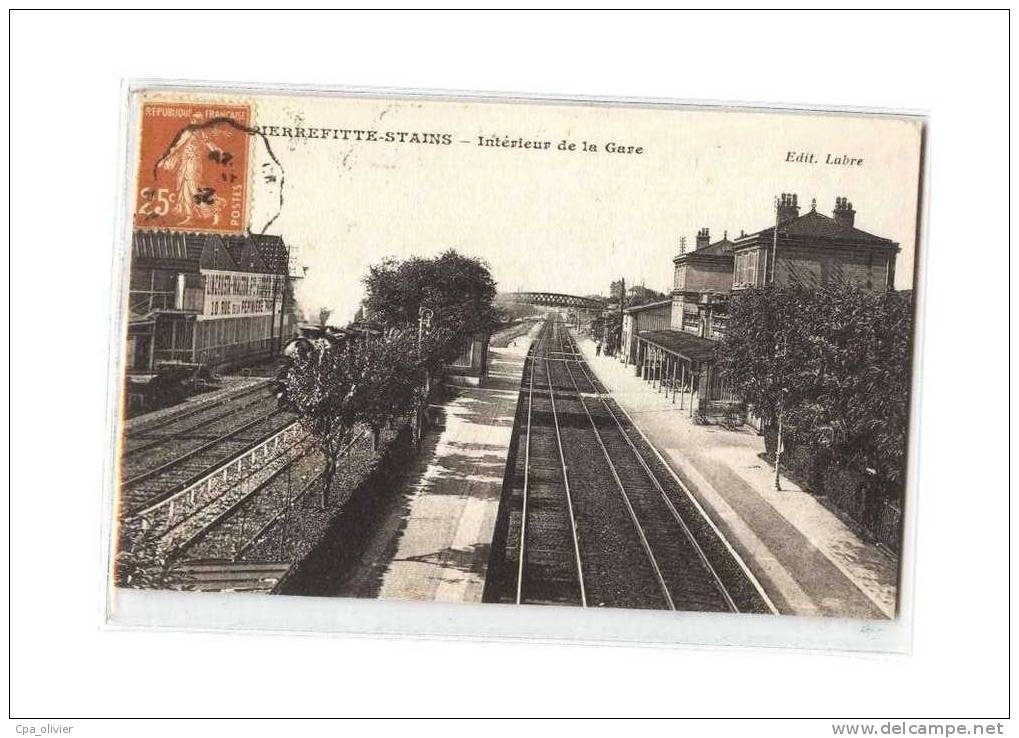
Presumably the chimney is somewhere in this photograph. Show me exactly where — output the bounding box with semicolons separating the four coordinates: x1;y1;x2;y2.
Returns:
833;196;856;229
696;227;710;250
776;193;800;224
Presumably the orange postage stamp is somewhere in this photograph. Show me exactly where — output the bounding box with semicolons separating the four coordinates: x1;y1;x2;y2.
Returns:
133;101;251;234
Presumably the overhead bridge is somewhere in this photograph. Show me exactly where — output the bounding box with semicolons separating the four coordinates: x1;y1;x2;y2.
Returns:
501;291;606;310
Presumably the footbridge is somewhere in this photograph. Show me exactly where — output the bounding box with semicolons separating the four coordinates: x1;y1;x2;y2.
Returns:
499;291;606;310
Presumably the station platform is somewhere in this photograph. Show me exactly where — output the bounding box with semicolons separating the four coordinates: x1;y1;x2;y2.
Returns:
576;335;898;620
341;323;538;603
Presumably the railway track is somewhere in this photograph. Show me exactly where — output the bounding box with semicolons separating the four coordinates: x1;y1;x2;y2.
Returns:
170;429;370;562
120;408;297;514
515;324;586;606
122;383;275;459
553;323;737;612
487;318;771;613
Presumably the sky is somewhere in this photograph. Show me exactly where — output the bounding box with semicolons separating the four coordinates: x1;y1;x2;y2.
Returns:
141;89;924;324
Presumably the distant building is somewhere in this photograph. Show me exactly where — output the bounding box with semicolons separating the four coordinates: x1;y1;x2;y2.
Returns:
126;230;299;374
631;195;901;418
619;298;672;366
671;228;735;340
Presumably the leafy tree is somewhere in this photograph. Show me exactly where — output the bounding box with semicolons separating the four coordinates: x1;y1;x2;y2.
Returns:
281;330;422;507
608;279;666;307
609;279;626;304
115;522;188;590
494;300;542;324
782;286;914;504
283;250;501;509
282;341;359;508
627;284;667;306
351;328;424;445
363;249;499;344
715;283;913;501
714;285;816;487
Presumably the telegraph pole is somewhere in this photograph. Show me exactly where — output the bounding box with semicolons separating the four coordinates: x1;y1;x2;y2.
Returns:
417;307;433;355
272;239;291;357
771;196;780;284
774;335;787;490
617;277;625;356
771;197;783;489
415;306;434;447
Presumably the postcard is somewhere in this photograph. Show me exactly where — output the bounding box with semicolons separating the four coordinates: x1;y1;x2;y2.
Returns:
108;83;924;638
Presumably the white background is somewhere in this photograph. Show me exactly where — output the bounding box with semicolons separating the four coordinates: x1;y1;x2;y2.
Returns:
6;9;1012;729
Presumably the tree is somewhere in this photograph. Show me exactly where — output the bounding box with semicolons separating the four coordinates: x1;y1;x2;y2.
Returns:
627;284;667;306
350;328;423;447
283;250;501;510
609;279;626;304
115;521;188;590
781;285;914;508
713;285;815;487
609;279;665;307
494;300;541;324
282;340;359;508
281;330;421;507
715;283;913;499
363;249;499;344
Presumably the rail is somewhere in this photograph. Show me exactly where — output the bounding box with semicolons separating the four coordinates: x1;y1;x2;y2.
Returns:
122;410;288;489
168;434;323;557
125;379;271;435
515;339;536;604
553;322;676;610
562;327;744;613
541;336;587;607
133;420;303;533
231;428;371;559
125;385;274;456
515;321;587;607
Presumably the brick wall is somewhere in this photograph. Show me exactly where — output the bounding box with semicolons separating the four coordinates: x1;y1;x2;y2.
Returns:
675;258;734;293
776;244;893;291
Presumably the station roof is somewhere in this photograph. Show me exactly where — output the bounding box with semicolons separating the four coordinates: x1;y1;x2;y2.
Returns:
132;230;205;269
734;209;897;249
251;234;291;274
638;329;717;362
623;298;672;315
132;229;292;275
698;235;735;256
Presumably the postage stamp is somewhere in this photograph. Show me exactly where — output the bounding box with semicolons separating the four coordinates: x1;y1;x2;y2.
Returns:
133;101;251;234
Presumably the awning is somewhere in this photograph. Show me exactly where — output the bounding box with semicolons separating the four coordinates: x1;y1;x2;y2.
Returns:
638;329;717;363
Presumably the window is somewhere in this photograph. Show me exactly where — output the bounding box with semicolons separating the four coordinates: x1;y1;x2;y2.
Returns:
734;250;760;286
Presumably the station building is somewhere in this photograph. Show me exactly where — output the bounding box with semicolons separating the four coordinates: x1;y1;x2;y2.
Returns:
626;196;900;418
731;195;899;294
445;333;491;387
619;298;671;365
671;227;736;340
126;229;298;374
